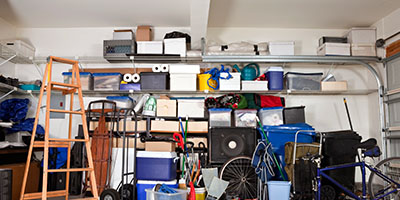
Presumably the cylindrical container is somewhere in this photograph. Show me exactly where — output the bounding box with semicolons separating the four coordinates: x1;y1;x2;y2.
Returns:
195;187;206;200
198;74;216;91
267;181;291;200
266;66;284;90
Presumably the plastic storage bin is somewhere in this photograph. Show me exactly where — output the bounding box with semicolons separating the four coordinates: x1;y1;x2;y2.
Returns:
145;188;187;200
258;107;284;126
106;96;134;109
266;67;283;90
177;99;205;118
93;73;121;91
234;109;257;127
267;181;291;200
140;72;169;91
283;106;305;124
220;72;241;91
209;108;232;127
137;180;178;200
62;72;93;90
285;72;323;91
136;151;178;181
321;130;361;196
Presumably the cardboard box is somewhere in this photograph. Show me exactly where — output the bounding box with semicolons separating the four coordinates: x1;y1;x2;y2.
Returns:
157;99;177;117
113;137;145;149
184;121;208;133
151;120;180;132
136;25;152;41
113;29;134;40
321;81;348;91
0;162;40;200
89;121;110;131
137;41;163;54
164;38;187;57
113;120;147;132
145;141;176;152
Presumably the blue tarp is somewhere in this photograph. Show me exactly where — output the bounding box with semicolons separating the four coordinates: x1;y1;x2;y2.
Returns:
0;98;29;122
8;118;45;135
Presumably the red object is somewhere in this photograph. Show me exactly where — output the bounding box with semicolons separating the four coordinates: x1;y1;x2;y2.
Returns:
173;133;184;150
188;182;196;200
255;95;284;108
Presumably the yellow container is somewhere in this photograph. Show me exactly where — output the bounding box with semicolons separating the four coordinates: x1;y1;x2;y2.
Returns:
195;187;206;200
198;74;216;91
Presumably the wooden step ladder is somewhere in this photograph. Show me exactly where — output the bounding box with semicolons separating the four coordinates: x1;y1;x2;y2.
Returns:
20;56;98;200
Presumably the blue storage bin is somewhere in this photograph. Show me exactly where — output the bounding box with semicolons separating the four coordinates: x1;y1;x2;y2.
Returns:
136;151;178;181
267;181;291;200
137;180;178;200
266;66;284;90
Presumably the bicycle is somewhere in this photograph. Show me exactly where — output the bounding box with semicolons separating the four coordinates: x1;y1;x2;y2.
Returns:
313;138;400;200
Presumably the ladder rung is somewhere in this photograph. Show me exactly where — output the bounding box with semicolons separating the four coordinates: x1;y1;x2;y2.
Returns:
51;86;76;94
47;168;93;173
49;138;89;142
23;190;67;199
49;109;83;114
50;82;79;88
33;141;70;148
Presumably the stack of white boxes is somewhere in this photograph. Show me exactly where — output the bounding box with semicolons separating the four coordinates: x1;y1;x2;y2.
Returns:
169;64;200;91
346;27;377;56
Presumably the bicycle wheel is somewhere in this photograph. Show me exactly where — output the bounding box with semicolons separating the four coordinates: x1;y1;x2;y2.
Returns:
220;156;257;199
368;157;400;199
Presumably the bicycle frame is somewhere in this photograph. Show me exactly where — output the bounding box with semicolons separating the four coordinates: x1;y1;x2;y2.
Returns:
316;161;400;200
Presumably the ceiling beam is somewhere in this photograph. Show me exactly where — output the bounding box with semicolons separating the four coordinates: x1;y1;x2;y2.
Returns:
190;0;210;50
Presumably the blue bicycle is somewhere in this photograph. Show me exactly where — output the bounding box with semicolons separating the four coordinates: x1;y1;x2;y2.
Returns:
314;138;400;200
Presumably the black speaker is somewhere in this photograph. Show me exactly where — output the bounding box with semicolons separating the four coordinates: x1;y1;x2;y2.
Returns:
209;127;257;164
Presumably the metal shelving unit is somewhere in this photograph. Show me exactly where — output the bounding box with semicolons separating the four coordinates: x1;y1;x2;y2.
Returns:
0;82;29;100
0;43;33;65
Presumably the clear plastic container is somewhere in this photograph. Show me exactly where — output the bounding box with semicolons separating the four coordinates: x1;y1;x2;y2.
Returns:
106;96;134;109
62;72;93;90
234;109;257;127
209;108;232;127
285;72;322;91
145;189;187;200
267;181;291;200
93;73;121;91
258;107;283;126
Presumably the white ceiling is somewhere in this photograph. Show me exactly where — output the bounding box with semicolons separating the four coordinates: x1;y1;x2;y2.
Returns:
0;0;400;29
0;0;191;28
208;0;400;28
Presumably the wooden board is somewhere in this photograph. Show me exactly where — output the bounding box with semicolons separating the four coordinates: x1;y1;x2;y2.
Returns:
387;39;400;58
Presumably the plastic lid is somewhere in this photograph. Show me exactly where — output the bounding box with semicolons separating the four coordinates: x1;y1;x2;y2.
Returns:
62;72;92;76
260;107;283;111
92;73;121;76
267;67;283;72
106;96;133;101
137;179;177;185
209;108;232;112
137;151;177;158
285;72;323;76
267;181;291;186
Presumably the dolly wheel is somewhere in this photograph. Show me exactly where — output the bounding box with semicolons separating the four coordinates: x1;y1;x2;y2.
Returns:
100;189;120;200
118;184;134;200
321;185;336;200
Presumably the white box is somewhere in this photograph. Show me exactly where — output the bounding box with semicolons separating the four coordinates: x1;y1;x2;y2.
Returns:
113;30;134;40
164;38;187;57
351;44;376;56
170;74;197;91
169;64;200;74
178;99;205;118
269;41;295;55
220;72;241;91
317;43;350;56
137;41;163;54
1;40;35;58
346;27;376;44
242;81;268;91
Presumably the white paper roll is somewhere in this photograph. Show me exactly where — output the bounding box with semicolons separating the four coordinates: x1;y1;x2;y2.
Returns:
132;73;140;83
123;73;132;82
161;64;169;72
152;64;161;72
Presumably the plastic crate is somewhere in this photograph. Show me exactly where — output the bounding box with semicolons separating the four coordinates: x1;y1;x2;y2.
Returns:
106;96;134;109
62;72;93;90
209;108;232;127
234;109;257;127
258;107;283;126
93;73;121;91
140;72;169;91
145;188;187;200
136;151;178;181
137;180;178;200
283;106;305;124
285;72;323;91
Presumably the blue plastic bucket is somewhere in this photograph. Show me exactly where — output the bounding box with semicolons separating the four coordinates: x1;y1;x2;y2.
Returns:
267;181;291;200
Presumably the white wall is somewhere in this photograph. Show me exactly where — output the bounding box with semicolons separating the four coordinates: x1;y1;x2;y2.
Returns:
0;17;17;77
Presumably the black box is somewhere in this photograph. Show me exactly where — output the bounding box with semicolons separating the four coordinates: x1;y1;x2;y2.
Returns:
140;72;169;91
283;106;305;124
319;36;348;47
